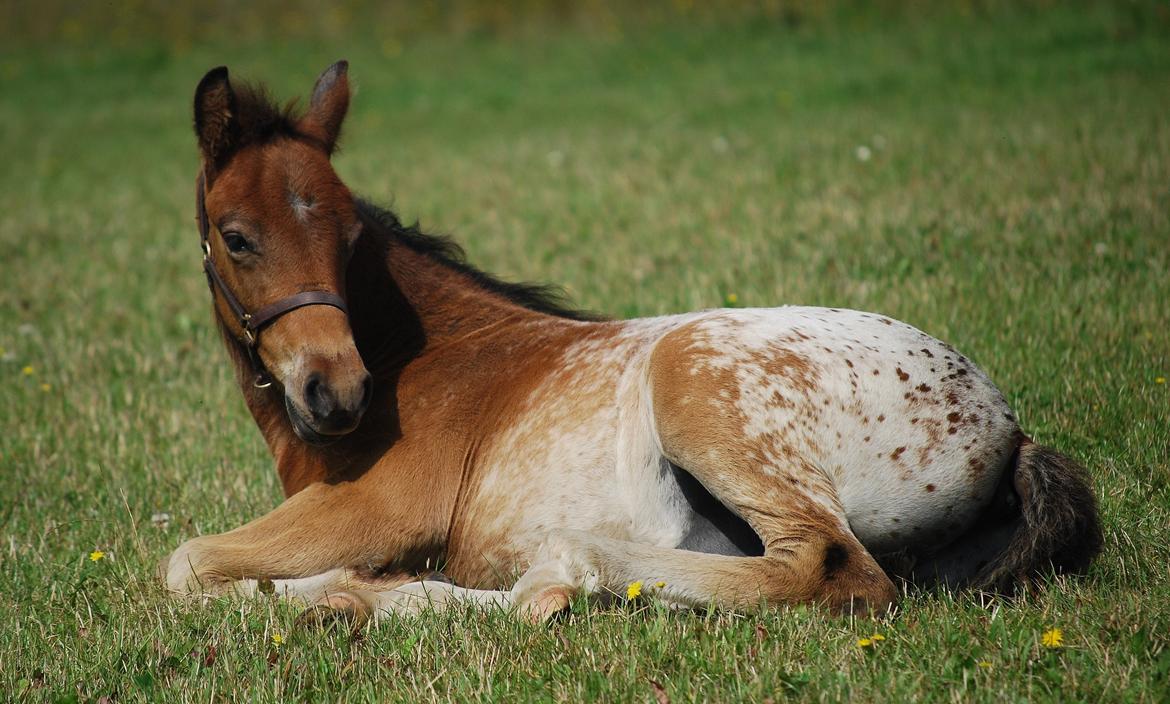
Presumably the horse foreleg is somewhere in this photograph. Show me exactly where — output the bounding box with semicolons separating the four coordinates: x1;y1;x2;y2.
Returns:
298;580;514;627
163;480;408;597
215;566;429;602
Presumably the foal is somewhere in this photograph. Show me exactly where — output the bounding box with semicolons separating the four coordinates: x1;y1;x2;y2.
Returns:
164;61;1102;623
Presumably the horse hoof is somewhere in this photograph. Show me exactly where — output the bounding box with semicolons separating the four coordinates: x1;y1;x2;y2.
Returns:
295;604;348;630
295;592;372;632
521;586;573;625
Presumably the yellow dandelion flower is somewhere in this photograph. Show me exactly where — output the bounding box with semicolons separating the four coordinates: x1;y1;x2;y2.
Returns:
977;661;992;669
22;365;34;376
655;581;666;589
1041;628;1064;649
272;633;284;646
40;383;51;392
88;550;105;562
724;293;738;305
1156;377;1166;385
857;638;873;648
870;633;885;642
626;581;643;600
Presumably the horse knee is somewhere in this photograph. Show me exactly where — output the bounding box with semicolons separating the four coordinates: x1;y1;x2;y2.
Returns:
510;531;604;621
164;539;222;595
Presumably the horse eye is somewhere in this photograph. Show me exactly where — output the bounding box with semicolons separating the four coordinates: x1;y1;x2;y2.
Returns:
223;232;252;255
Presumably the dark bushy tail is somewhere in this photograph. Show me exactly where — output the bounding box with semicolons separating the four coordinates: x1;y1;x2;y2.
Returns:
973;440;1103;592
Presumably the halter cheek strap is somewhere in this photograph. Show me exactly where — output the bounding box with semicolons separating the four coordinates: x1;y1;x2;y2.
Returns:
196;171;349;388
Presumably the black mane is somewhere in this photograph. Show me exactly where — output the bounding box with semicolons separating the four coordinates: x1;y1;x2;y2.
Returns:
356;199;600;322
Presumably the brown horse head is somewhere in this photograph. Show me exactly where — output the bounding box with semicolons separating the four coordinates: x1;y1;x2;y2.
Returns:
193;61;371;445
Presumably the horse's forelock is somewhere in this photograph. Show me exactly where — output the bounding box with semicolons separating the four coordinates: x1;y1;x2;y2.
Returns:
231;82;328;153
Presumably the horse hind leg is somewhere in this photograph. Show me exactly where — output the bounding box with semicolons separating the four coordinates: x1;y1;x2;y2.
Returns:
628;328;898;615
506;455;898;616
509;457;898;619
510;524;896;623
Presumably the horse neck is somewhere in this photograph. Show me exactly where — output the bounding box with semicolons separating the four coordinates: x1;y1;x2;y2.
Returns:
383;244;545;348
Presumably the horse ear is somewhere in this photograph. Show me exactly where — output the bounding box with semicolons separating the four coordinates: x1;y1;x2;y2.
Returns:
193;66;238;176
301;60;349;155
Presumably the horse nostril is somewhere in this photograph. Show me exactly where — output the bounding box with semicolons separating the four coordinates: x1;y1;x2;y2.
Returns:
305;372;321;402
304;372;334;420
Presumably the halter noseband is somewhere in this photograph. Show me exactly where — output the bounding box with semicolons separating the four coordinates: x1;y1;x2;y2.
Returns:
196;171;349;388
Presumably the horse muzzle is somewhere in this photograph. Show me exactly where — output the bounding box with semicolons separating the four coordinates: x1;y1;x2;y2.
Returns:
284;369;372;445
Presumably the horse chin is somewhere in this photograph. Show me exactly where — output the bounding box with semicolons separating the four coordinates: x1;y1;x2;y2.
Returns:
284;396;346;447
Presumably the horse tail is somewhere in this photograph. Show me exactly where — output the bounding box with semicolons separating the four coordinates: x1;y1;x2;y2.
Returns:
973;438;1103;592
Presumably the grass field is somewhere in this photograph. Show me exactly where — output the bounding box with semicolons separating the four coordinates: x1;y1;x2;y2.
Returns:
2;2;1169;701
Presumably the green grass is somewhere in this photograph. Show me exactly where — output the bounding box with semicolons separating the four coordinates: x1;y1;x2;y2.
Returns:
2;3;1170;701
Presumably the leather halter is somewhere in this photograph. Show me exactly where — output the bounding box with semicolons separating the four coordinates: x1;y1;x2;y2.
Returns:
196;172;348;388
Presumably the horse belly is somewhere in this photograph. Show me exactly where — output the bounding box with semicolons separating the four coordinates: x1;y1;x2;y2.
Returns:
450;318;698;586
452;418;626;586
